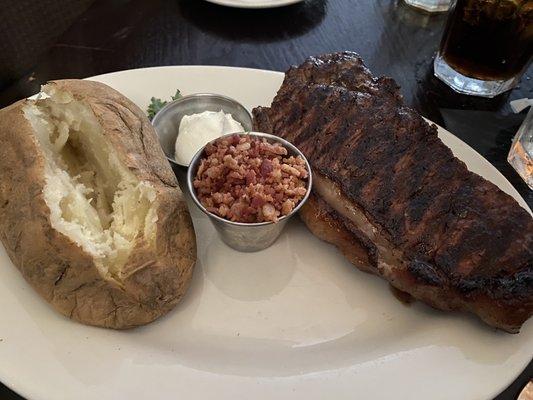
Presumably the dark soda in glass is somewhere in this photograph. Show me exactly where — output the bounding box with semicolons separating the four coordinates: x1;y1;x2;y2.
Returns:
439;0;533;81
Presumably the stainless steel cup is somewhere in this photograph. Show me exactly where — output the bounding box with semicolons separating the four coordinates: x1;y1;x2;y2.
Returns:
152;93;253;168
187;132;313;252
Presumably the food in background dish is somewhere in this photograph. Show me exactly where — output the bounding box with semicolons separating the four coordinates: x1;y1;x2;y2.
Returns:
253;51;533;333
0;79;196;329
175;110;244;166
193;134;308;223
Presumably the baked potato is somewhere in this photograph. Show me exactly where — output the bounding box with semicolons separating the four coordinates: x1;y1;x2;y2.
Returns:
0;79;196;329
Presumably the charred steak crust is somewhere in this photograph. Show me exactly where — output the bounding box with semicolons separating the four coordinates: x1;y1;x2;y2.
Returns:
253;51;533;332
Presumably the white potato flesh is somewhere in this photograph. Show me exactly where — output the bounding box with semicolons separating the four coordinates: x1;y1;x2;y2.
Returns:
23;88;158;281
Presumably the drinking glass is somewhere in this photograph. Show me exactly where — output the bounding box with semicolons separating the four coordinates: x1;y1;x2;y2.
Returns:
403;0;452;12
434;0;533;98
508;105;533;189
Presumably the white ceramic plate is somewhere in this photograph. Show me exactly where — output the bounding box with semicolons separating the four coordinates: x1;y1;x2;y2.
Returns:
0;66;531;400
203;0;305;9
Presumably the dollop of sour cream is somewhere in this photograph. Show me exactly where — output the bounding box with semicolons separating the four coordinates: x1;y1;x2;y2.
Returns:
175;110;244;166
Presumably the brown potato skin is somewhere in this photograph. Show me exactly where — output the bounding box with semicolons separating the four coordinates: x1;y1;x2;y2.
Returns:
0;80;197;329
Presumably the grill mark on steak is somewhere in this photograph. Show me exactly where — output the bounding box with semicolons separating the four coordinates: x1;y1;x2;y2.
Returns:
253;51;533;332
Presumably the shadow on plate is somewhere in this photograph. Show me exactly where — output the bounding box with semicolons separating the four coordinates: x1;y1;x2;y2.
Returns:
177;0;327;42
201;217;297;301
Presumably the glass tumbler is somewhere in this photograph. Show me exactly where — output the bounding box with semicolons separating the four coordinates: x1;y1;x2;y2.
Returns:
434;0;533;97
508;105;533;189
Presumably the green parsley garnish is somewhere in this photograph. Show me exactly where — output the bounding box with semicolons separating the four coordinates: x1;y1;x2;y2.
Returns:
147;89;182;120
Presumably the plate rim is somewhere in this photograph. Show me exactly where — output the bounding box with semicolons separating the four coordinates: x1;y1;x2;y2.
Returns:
202;0;305;9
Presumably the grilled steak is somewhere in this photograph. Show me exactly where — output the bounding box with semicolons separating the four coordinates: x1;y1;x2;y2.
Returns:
253;52;533;333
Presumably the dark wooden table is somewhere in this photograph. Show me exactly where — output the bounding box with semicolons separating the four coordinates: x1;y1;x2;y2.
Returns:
0;0;531;399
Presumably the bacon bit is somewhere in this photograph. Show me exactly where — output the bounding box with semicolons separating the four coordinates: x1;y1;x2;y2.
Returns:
218;204;230;217
205;143;217;155
230;134;241;145
228;171;244;180
282;199;295;215
251;195;266;208
236;142;251;151
281;163;301;177
245;170;257;186
205;165;222;179
260;159;273;177
223;154;238;169
262;203;278;221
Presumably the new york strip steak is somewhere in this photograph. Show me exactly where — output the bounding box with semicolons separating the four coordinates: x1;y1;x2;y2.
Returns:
253;52;533;333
